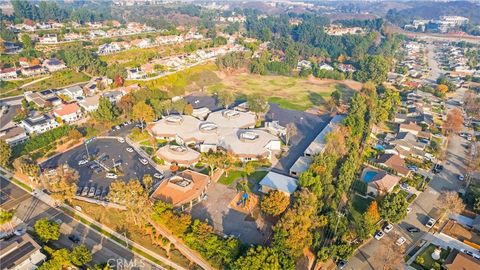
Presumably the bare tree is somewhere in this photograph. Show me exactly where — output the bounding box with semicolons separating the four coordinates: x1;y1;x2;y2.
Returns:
285;123;298;146
444;108;463;135
442;191;465;221
381;241;405;270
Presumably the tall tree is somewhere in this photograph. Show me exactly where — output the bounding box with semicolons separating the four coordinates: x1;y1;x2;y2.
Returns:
285;123;297;146
230;246;281;270
247;93;270;120
218;90;235;109
92;97;119;122
444;108;463;135
34;218;60;243
132;101;155;131
42;165;79;203
0;139;12;167
261;190;290;216
0;209;14;225
70;244;93;266
379;192;408;223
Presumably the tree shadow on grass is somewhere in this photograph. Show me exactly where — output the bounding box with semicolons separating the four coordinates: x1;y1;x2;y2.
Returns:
308;91;327;106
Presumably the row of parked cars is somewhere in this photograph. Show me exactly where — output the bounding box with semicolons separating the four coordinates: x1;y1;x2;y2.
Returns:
76;183;109;200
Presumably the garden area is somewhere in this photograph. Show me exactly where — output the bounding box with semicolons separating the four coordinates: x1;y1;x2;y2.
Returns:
23;69;90;91
410;244;450;270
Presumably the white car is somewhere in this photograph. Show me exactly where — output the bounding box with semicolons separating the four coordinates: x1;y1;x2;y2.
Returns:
13;227;26;236
154;173;164;179
106;173;118;179
458;174;465;181
78;159;88;166
396;237;406;246
139;158;148;165
383;224;393;233
374;231;385;240
406;207;412;214
426;218;436;228
126;147;134;153
117;138;125;143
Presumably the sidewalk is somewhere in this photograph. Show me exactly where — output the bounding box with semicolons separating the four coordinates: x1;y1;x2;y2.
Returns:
1;166;186;270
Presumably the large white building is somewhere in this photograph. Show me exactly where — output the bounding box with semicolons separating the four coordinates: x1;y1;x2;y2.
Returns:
151;109;281;162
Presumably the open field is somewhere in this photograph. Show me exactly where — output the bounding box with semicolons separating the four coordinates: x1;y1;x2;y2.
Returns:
0;77;40;98
23;69;90;91
126;62;220;96
127;62;361;111
212;72;362;111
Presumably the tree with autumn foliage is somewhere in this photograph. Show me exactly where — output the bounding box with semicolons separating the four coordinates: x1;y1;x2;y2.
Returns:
444;108;463;135
261;190;290;217
360;200;380;239
114;74;124;87
436;84;448;95
41;165;79;203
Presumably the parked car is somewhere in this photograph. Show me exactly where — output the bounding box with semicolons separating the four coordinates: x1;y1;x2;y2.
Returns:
95;186;103;198
139;158;148;165
458;174;465;181
126;147;134;153
13;227;26;236
407;227;420;233
396;237;406;246
81;186;89;197
101;188;109;199
78;159;88;166
374;231;385;240
400;183;409;190
383;224;393;233
76;186;83;196
337;260;347;269
432;164;443;174
68;234;80;243
106;173;118;179
117;137;125;143
88;186;96;197
406;207;412;214
425;218;436;228
90;163;99;170
154;173;164;179
407;165;418;172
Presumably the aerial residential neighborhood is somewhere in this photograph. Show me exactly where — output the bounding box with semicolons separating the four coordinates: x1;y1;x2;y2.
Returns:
1;1;480;270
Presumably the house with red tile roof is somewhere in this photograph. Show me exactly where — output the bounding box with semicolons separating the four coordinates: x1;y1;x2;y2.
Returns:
53;103;83;123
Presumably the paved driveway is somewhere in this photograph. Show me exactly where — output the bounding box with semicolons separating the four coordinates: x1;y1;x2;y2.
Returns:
41;138;161;191
265;103;331;173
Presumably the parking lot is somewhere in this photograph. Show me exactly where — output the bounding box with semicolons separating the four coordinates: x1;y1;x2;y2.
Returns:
41;137;162;200
266;103;331;173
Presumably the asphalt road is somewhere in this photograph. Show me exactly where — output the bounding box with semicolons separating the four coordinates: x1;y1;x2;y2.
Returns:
40;138;162;198
0;176;161;269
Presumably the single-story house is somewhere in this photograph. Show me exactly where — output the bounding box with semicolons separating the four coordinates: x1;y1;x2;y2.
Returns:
0;67;18;80
375;153;410;177
362;168;401;197
399;121;422;135
259;171;298;196
78;95;100;112
58;85;84;101
43;58;66;72
24;90;62;108
0;126;29;146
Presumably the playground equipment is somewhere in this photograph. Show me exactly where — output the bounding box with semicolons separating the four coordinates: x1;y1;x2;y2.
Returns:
236;192;249;208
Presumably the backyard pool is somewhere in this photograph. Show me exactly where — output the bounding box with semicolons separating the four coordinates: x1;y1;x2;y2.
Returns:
374;144;385;151
363;171;378;183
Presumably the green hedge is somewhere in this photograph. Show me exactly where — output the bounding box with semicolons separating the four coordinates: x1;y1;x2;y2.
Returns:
13;125;73;158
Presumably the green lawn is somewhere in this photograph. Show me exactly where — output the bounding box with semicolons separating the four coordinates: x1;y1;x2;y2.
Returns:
218;170;268;186
23;69;90;91
412;244;450;270
0;77;40;98
351;195;374;214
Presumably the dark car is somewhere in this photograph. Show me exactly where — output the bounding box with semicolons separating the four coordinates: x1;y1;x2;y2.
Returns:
407;227;420;233
68;234;80;243
337;260;347;269
432;164;444;174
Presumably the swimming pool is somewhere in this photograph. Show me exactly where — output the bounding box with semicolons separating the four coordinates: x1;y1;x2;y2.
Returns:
363;171;378;183
374;144;385;151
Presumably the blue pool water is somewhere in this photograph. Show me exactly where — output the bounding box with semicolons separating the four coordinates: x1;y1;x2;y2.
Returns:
374;144;385;151
363;171;378;183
